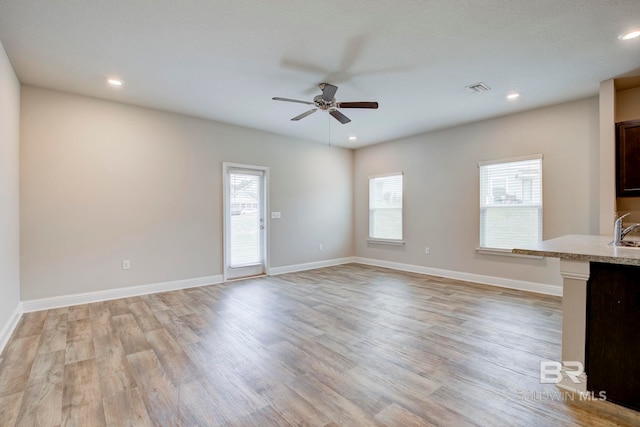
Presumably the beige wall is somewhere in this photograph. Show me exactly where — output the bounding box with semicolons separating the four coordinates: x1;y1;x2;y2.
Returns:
600;80;617;234
0;41;21;329
20;86;353;300
615;86;640;123
354;98;600;287
16;85;604;299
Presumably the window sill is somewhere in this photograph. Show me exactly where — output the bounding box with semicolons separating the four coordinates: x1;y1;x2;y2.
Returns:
367;239;405;246
475;247;544;259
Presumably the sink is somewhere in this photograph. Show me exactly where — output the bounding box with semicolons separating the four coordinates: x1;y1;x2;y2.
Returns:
608;240;640;248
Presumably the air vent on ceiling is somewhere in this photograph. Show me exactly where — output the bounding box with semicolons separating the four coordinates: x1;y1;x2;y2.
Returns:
466;82;491;93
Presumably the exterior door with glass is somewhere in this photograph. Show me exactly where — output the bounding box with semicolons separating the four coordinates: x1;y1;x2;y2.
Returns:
223;163;268;280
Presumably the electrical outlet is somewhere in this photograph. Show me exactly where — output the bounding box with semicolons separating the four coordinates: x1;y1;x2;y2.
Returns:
425;247;430;255
122;259;130;270
271;211;281;219
318;243;323;251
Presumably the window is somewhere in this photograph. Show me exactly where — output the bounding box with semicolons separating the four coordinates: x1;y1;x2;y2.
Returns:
369;173;403;242
479;155;542;249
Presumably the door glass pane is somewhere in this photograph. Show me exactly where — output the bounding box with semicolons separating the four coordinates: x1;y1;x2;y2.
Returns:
229;171;261;267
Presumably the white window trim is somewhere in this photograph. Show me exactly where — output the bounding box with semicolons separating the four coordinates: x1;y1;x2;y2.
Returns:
368;172;404;243
367;238;405;246
369;171;403;179
478;154;543;251
475;247;544;259
477;153;543;168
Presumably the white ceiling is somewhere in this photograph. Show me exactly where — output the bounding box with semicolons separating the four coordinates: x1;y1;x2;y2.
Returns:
1;1;639;148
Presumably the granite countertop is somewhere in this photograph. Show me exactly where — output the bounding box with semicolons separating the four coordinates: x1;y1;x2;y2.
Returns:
512;234;640;266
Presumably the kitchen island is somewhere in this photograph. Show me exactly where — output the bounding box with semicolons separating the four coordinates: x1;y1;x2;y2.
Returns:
514;235;640;411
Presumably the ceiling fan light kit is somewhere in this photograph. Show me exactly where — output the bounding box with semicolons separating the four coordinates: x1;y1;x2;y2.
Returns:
273;83;378;124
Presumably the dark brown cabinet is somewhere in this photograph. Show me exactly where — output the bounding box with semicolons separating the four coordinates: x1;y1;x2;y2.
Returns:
616;119;640;197
586;262;640;411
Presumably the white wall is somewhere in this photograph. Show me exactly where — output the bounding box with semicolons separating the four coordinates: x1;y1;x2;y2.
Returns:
354;98;600;288
0;41;21;345
20;86;353;300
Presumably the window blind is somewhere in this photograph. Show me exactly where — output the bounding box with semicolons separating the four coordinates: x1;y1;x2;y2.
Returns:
479;156;542;249
229;171;261;267
369;173;403;241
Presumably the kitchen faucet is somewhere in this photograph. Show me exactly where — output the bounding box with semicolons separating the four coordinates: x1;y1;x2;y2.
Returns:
613;213;640;246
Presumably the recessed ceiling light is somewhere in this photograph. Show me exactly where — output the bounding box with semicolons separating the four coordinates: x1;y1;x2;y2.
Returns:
349;136;357;141
619;30;640;40
506;92;520;100
107;78;123;87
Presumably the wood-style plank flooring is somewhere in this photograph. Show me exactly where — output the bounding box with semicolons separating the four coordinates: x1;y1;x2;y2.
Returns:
1;264;639;426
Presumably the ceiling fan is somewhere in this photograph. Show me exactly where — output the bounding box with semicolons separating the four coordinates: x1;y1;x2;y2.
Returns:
272;83;378;124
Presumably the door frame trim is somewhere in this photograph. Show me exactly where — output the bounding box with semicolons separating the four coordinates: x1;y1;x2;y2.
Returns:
222;162;270;282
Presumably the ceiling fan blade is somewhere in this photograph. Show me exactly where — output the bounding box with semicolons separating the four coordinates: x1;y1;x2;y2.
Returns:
329;109;351;124
273;97;314;105
337;101;379;109
291;109;317;121
321;83;338;102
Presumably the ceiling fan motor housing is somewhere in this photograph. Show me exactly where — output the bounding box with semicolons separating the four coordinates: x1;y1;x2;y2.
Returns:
313;95;335;110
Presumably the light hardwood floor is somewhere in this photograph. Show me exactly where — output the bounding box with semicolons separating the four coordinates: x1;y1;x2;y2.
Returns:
1;264;639;426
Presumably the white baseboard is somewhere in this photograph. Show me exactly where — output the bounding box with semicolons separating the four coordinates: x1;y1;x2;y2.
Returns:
353;257;562;296
21;274;224;313
17;256;560;315
556;369;588;395
0;303;23;355
269;257;355;276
